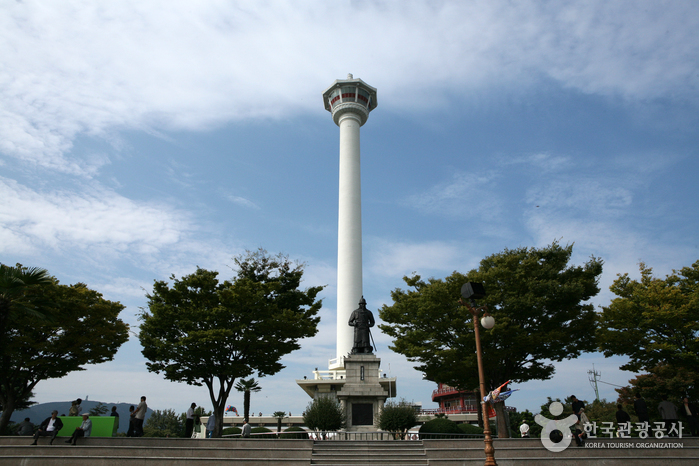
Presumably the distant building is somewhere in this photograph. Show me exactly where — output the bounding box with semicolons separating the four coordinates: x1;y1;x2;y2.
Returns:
430;383;517;415
431;383;480;414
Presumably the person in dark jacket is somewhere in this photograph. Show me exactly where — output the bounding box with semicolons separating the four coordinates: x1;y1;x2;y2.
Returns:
634;393;649;423
680;397;698;437
658;395;679;437
30;411;63;445
616;404;631;424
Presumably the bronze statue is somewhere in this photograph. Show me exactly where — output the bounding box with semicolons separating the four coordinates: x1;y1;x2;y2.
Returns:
348;297;375;353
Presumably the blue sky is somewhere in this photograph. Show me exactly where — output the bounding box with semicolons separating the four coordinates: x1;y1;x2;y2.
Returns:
2;1;698;417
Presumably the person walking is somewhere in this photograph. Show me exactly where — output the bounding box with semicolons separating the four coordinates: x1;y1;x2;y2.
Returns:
242;420;251;438
30;411;63;445
185;402;196;438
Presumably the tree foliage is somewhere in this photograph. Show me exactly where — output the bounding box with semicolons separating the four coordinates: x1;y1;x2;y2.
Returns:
376;399;418;439
303;396;345;435
0;266;129;433
597;261;699;374
89;402;109;416
379;243;602;437
144;409;183;437
418;417;461;439
139;250;323;438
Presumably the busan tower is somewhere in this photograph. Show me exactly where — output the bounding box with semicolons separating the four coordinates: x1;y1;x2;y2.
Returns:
322;74;377;369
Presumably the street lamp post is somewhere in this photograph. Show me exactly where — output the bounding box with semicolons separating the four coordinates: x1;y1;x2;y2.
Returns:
460;282;497;466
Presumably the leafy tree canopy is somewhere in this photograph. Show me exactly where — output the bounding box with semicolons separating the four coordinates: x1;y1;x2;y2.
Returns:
376;399;418;438
597;261;699;374
144;409;183;437
303;396;345;434
139;250;323;438
379;242;602;393
0;265;129;433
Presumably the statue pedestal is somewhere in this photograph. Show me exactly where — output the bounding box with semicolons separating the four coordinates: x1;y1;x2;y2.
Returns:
337;354;394;432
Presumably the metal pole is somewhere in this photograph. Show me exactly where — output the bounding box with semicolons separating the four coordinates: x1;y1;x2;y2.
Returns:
470;304;497;466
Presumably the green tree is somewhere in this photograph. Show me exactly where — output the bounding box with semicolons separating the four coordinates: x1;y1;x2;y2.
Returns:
0;264;52;337
273;410;288;434
597;261;699;401
303;396;345;437
139;250;323;438
379;242;602;438
235;378;261;422
509;409;536;438
418;417;461;439
144;409;182;437
376;399;418;439
0;270;129;433
89;402;109;416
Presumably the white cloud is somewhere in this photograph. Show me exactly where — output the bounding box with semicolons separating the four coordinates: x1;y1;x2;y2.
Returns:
0;176;191;258
2;1;698;172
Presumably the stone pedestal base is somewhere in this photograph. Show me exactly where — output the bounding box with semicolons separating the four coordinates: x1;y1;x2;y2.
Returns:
336;354;396;432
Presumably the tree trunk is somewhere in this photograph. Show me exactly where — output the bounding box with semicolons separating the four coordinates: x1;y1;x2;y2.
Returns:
494;401;510;438
0;392;15;434
212;403;226;438
244;391;250;422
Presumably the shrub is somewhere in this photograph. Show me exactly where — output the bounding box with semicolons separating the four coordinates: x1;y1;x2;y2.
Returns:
280;426;309;439
457;423;484;436
250;426;273;439
222;427;241;437
419;418;462;439
303;396;346;433
377;400;418;439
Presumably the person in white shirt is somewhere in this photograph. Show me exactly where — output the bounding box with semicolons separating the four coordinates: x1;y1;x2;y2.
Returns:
520;421;530;438
30;411;63;445
185;402;197;437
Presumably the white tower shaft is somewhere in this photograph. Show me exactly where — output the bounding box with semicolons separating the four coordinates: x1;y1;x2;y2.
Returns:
336;113;363;362
322;75;377;369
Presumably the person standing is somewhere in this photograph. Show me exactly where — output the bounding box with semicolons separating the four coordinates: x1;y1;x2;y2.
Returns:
680;397;698;437
570;396;585;447
30;410;63;445
206;413;216;438
110;406;120;435
17;418;34;436
68;398;82;416
519;421;530;438
185;402;196;438
658;395;679;436
132;396;147;437
64;414;92;446
634;393;649;424
241;420;251;438
126;406;136;437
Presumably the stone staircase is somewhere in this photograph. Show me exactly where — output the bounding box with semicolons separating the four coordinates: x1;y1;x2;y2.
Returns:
2;436;698;465
0;437;313;465
424;437;699;465
311;440;428;465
